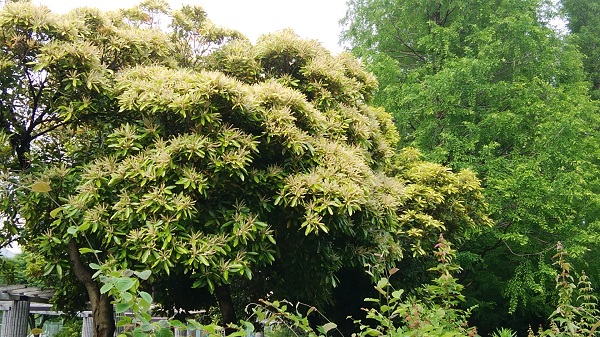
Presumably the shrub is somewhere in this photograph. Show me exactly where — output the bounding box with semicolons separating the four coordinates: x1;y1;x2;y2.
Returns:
55;319;82;337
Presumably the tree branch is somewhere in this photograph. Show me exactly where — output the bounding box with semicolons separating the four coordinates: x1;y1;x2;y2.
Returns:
24;70;46;134
67;239;97;290
31;117;69;139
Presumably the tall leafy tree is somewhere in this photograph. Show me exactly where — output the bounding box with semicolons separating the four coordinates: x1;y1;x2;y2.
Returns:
2;2;490;337
0;1;242;335
343;0;600;333
561;0;600;99
0;253;28;285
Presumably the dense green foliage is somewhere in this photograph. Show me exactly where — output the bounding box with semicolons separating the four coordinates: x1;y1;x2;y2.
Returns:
0;251;51;287
55;319;83;337
0;1;490;336
0;253;27;284
561;0;600;99
342;0;600;333
97;237;600;337
5;0;600;335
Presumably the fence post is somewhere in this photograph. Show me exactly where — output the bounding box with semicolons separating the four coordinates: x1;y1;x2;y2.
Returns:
4;300;30;337
81;314;94;337
0;309;12;337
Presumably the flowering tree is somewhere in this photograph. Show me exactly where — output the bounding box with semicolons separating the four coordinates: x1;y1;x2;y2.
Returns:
1;2;490;336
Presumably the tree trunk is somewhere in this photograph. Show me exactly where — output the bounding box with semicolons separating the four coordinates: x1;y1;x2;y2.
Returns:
215;284;237;335
10;131;31;171
67;239;115;337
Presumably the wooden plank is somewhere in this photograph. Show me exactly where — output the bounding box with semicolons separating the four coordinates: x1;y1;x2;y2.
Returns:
0;293;22;301
0;285;29;293
0;285;54;302
22;290;53;298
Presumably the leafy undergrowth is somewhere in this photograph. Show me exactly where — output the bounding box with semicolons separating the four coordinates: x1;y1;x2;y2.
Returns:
100;236;600;337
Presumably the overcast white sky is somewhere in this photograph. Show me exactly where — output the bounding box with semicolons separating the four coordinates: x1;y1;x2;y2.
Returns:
34;0;349;54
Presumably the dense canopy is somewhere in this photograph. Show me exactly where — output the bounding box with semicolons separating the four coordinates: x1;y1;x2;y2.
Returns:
0;1;490;336
342;0;600;333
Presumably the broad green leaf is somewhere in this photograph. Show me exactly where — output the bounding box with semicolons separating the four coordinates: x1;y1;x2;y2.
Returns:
136;270;151;280
376;278;389;289
322;322;337;333
133;329;146;337
79;247;100;254
139;291;153;304
114;278;136;292
31;181;51;193
115;302;132;313
392;290;404;299
49;208;61;218
169;319;186;328
78;222;90;231
42;264;54;276
100;283;113;294
141;323;154;332
116;316;132;327
156;328;174;337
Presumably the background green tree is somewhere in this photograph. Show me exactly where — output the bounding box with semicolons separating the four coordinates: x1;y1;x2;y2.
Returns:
342;0;600;333
0;253;28;285
561;0;600;99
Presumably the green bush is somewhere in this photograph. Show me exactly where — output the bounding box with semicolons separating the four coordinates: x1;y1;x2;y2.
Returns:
526;244;600;337
87;237;600;337
266;325;307;337
55;319;82;337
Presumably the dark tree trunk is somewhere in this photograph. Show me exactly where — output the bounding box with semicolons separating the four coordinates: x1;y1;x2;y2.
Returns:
7;131;31;171
215;284;237;335
16;136;31;170
67;239;115;337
